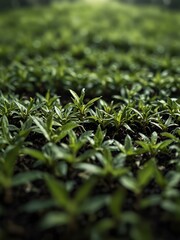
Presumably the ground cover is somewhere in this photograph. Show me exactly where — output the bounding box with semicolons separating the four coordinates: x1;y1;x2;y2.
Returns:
0;2;180;240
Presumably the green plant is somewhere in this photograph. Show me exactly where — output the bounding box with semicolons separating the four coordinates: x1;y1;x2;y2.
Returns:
136;131;173;156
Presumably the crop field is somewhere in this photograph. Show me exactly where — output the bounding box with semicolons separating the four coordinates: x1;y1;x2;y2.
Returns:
0;2;180;240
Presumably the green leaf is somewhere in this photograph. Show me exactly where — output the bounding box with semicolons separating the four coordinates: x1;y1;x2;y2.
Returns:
136;141;150;152
80;196;109;213
157;140;173;150
138;160;154;188
103;148;113;164
121;176;139;194
18;118;33;138
161;132;177;140
40;212;70;229
69;89;80;103
46;144;72;162
113;153;126;168
139;133;149;143
94;218;114;233
13;171;44;186
75;163;103;175
75;178;96;204
4;144;20;177
15;100;26;112
45;90;50;102
85;97;101;109
124;123;134;133
22;148;46;162
32;116;50;141
45;175;73;212
109;189;125;219
140;195;161;208
2;116;12;143
77;149;96;162
0;174;11;188
131;108;143;119
94;125;106;147
61;121;78;132
46;114;53;132
27;97;34;114
22;199;55;213
54;122;78;142
151;132;158;145
125;134;133;152
113;168;129;177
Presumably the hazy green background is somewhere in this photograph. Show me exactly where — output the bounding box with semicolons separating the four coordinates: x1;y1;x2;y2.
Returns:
0;0;180;10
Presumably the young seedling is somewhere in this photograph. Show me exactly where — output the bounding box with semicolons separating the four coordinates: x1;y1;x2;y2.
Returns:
70;88;101;118
115;134;138;156
41;175;97;230
76;148;129;178
136;132;173;157
120;158;165;195
32;115;78;143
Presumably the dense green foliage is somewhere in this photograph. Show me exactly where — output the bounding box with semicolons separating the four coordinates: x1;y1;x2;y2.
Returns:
0;0;51;10
120;0;180;9
1;0;180;10
0;2;180;240
0;0;76;11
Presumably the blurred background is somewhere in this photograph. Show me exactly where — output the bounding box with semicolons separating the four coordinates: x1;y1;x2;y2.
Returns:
0;0;180;10
0;0;179;99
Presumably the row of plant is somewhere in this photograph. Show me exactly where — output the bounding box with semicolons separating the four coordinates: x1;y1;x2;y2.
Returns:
0;89;180;239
